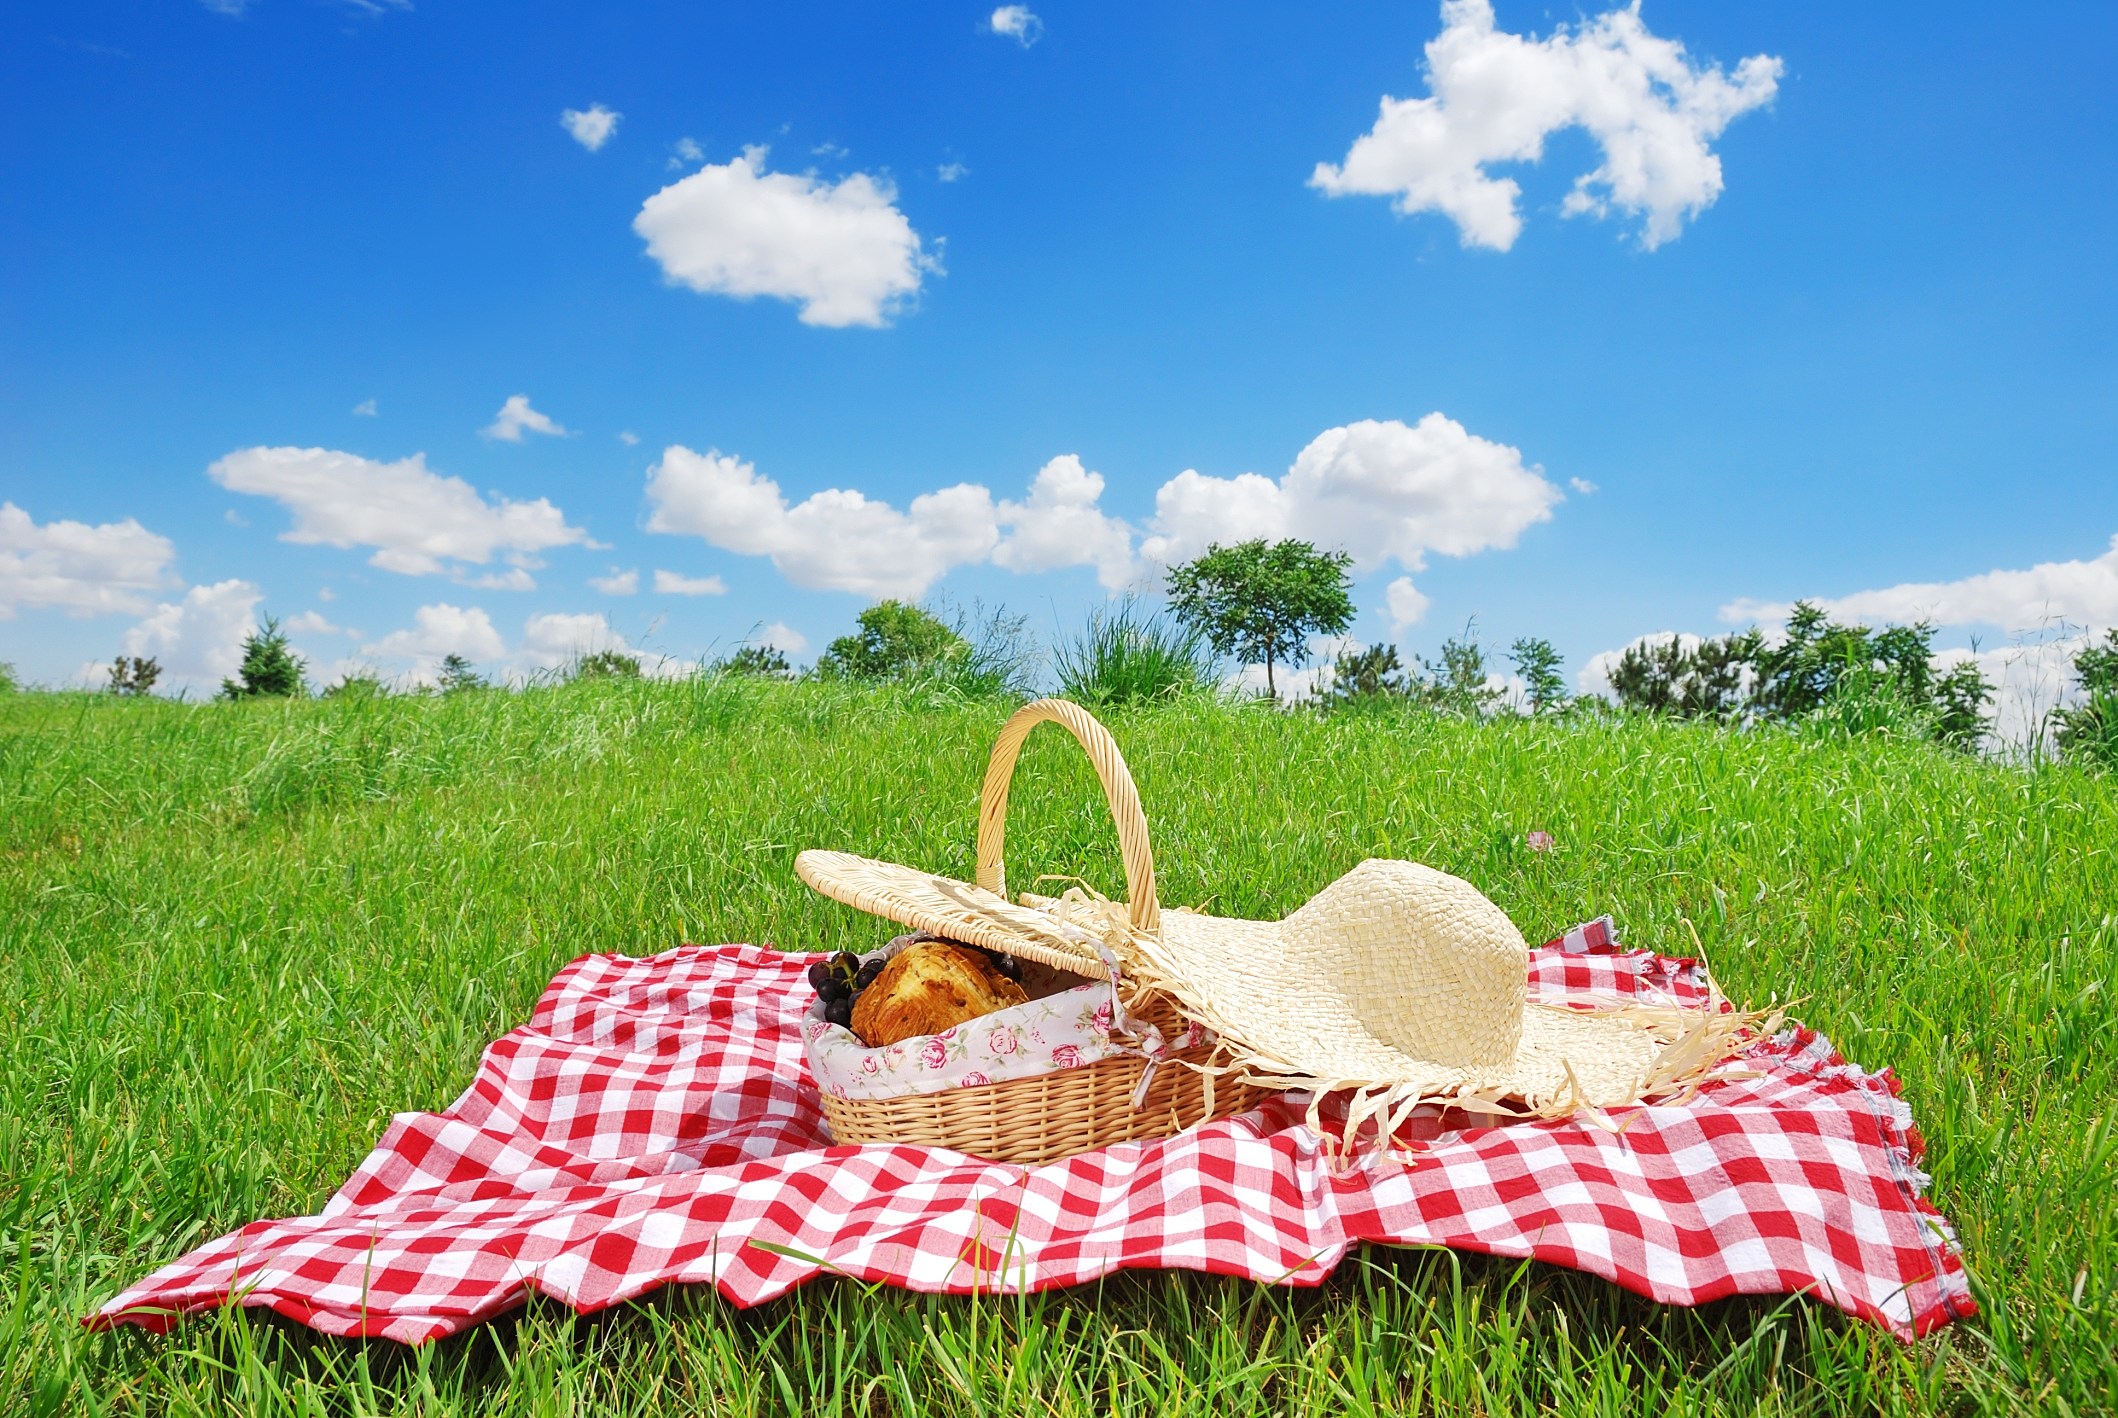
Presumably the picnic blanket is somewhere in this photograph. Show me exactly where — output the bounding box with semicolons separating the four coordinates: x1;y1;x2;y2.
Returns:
94;923;1974;1342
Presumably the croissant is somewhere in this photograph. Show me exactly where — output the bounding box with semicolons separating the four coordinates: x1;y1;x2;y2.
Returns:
851;940;1028;1048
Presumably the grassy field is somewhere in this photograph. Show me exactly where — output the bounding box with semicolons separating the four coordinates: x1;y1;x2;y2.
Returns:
2;677;2114;1415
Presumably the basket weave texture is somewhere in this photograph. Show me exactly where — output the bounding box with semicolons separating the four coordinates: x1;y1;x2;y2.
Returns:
813;700;1265;1164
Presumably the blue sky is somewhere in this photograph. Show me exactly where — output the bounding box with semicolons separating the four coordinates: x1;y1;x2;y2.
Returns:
4;1;2115;717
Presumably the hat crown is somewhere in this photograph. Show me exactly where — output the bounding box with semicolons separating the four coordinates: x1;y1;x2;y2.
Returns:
1284;859;1528;1068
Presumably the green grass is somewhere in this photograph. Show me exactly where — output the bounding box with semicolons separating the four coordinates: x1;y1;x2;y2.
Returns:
1;678;2114;1415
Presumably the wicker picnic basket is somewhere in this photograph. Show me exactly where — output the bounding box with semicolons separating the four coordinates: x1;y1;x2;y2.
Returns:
801;699;1267;1165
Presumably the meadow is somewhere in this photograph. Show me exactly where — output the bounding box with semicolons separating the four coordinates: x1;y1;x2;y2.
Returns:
1;677;2113;1415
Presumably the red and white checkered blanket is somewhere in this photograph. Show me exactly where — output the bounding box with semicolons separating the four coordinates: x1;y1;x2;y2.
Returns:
94;923;1973;1342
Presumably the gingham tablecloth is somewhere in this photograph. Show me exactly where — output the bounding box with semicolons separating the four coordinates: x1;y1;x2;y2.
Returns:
93;922;1974;1342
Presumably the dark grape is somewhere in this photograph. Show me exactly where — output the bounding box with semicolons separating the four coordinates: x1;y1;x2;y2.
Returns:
825;996;853;1027
855;960;884;988
817;977;849;1004
832;951;861;977
807;961;832;990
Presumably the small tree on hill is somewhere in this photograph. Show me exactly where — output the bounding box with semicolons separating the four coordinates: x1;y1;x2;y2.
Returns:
219;618;305;700
2053;629;2118;771
436;653;487;693
573;649;642;681
721;644;794;679
1165;539;1354;701
1321;643;1407;707
1410;627;1503;718
1508;638;1567;716
815;601;968;680
107;655;162;697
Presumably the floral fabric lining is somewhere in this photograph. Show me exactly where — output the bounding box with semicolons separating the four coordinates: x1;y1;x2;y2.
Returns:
802;934;1203;1100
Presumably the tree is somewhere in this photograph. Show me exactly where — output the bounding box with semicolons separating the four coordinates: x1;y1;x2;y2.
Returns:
1930;659;1994;753
1608;631;1761;720
1165;539;1354;700
572;649;642;680
815;601;968;680
720;644;794;679
2053;629;2118;771
1508;637;1567;715
106;655;162;697
1321;643;1407;707
219;618;305;699
436;653;486;693
1409;627;1502;718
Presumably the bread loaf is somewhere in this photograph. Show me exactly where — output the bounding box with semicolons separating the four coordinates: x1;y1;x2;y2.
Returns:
850;940;1029;1048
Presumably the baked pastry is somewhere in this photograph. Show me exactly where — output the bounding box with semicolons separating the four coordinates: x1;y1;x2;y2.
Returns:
850;940;1029;1048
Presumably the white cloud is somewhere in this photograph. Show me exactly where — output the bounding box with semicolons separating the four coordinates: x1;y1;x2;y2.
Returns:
937;162;968;183
460;567;537;592
670;137;704;169
362;603;507;680
1;502;180;619
283;610;343;635
1720;535;2118;636
514;611;630;676
991;455;1138;591
1138;415;1561;576
210;446;589;578
352;398;378;417
1569;477;1598;495
654;569;727;596
758;621;808;655
1312;0;1781;251
645;419;1553;602
617;431;640;446
117;579;263;689
590;568;640;595
561;104;621;152
481;394;567;442
644;445;999;599
1385;576;1431;632
988;5;1042;45
633;146;940;328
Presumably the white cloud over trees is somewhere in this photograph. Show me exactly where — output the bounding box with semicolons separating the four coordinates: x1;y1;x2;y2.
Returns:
209;446;589;579
116;579;263;687
1721;534;2118;635
633;147;939;328
0;501;180;618
642;415;1556;605
1312;0;1781;251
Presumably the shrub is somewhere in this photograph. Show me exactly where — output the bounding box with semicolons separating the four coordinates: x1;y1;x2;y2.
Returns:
436;653;487;693
0;662;16;694
219;618;306;700
1508;637;1568;716
1054;600;1212;706
1166;539;1354;701
323;672;388;700
814;600;1035;698
106;655;162;697
718;645;794;679
2054;630;2118;771
1608;632;1759;720
815;601;967;681
573;650;642;681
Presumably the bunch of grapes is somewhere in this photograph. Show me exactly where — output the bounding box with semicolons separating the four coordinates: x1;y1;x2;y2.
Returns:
808;951;884;1027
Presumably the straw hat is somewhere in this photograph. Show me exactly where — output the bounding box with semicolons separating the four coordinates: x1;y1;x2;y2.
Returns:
795;698;1750;1137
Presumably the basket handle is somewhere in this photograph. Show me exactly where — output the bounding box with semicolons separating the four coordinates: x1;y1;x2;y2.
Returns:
975;698;1161;937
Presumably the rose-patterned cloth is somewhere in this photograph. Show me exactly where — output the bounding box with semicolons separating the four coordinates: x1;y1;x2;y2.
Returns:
802;934;1203;1100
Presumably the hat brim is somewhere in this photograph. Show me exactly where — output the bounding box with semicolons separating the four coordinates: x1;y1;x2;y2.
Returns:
1137;908;1688;1114
794;850;1113;978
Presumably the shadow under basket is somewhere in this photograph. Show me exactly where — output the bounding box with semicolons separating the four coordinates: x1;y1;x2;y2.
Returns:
818;993;1271;1167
